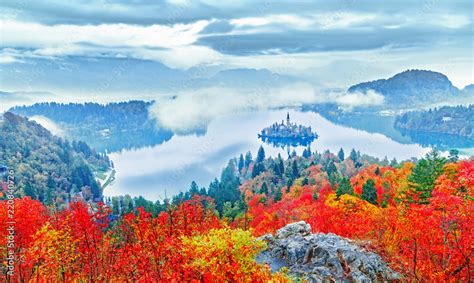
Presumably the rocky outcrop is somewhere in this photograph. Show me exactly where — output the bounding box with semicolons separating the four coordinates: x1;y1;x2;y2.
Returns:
256;221;400;282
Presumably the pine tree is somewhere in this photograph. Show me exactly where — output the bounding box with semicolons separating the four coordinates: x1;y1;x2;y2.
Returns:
336;177;354;198
409;149;447;202
350;149;358;163
278;154;285;176
291;160;299;179
302;146;312;158
251;163;265;178
361;179;377;205
238;154;245;172
256;146;265;163
337;148;345;161
189;181;199;196
244;151;253;167
390;158;398;167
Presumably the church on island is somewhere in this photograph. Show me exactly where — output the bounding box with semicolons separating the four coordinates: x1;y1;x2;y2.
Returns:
259;113;318;139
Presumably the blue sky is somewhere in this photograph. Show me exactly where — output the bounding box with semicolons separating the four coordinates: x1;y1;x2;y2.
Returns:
0;0;473;91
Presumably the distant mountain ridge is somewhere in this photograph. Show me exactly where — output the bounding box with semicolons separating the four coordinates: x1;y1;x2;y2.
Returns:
348;69;462;108
0;56;303;95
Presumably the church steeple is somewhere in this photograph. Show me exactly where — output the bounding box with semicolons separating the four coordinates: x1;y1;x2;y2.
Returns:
286;112;290;126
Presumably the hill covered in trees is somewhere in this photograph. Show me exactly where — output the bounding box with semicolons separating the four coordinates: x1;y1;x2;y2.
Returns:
1;144;472;281
10;101;173;152
395;105;474;139
0;112;111;205
348;70;465;108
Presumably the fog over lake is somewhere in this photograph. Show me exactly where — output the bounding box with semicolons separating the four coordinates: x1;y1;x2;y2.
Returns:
105;109;431;200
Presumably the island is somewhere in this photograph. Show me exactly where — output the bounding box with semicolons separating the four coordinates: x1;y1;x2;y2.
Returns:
258;113;318;150
259;113;318;139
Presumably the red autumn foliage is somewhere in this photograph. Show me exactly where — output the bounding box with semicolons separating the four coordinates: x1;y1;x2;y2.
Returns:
1;160;473;281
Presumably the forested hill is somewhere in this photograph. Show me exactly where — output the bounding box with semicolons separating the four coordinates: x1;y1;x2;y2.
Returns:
10;101;173;152
0;112;111;205
348;69;460;108
395;105;474;139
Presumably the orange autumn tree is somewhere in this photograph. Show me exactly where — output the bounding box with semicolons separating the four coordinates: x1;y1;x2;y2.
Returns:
1;159;472;281
181;227;287;282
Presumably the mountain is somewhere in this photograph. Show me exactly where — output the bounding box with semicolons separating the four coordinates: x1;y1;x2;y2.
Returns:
460;84;474;96
10;101;174;152
200;68;300;89
0;56;303;95
348;69;460;108
0;112;111;205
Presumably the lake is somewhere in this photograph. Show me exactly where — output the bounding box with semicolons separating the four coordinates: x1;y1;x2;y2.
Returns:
105;109;435;200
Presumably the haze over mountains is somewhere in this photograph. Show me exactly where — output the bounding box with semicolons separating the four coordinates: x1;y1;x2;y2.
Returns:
4;68;474;138
0;56;302;95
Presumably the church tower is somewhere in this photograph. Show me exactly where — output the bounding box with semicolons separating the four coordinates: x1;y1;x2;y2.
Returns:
286;112;290;126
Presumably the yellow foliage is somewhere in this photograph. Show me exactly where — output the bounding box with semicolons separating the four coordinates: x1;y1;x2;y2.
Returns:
325;193;379;215
181;227;289;282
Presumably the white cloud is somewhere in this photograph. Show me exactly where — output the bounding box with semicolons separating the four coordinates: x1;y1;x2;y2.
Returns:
333;90;385;109
229;12;377;32
135;45;222;69
0;19;209;49
0;19;218;69
437;14;470;29
149;82;318;134
29;115;65;137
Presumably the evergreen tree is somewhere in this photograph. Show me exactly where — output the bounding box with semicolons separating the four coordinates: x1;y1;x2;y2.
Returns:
409;149;447;202
350;149;358;163
278;154;285;176
111;196;120;215
337;148;345;161
23;183;36;199
260;182;269;195
189;181;199;196
238;154;245;172
336;177;354;198
291;160;299;179
244;151;253;167
325;160;338;187
272;162;282;178
361;179;377;205
302;146;312;158
274;188;282;202
251;163;265;178
256;146;266;163
390;158;398;167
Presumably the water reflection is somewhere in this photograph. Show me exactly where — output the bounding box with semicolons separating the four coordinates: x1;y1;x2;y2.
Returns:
106;109;431;200
259;136;315;156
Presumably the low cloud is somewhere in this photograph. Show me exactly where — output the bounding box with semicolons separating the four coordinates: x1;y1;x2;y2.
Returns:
334;90;385;109
29;115;65;137
149;83;317;134
149;84;387;134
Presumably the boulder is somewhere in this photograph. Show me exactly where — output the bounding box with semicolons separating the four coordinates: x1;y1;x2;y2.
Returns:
256;221;400;282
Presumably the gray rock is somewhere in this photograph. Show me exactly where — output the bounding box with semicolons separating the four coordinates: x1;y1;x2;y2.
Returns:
256;221;400;282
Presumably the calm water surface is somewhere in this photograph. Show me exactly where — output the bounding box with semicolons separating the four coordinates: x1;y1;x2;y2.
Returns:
105;109;431;200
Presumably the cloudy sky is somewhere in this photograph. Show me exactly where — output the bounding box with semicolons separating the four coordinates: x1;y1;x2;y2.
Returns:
0;0;472;94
